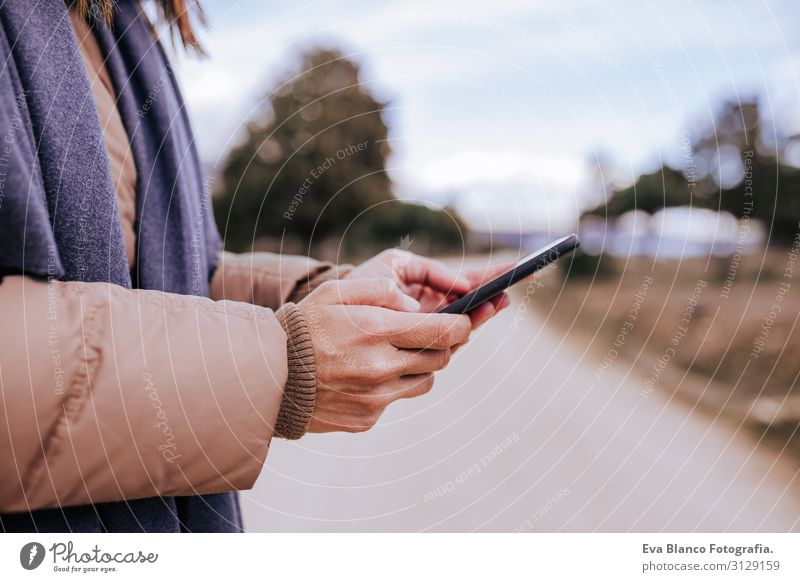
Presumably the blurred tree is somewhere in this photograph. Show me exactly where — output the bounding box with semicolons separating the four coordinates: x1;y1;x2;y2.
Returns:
560;248;616;280
692;101;800;243
585;99;800;245
343;202;467;261
586;166;694;217
214;47;394;254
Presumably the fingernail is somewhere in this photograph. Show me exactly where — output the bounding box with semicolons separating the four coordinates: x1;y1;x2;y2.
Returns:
403;295;421;311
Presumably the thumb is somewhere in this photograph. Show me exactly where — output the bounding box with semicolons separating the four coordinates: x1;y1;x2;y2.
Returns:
320;278;420;311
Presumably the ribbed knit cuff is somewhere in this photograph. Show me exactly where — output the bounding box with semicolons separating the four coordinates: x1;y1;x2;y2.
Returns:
274;303;316;439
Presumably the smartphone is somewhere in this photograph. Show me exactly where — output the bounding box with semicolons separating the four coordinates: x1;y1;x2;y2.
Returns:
438;234;580;314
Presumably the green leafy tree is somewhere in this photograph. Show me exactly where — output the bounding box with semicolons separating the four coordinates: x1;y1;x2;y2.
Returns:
214;48;394;254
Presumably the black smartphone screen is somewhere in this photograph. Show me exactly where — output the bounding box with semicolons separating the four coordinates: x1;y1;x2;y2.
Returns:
438;234;580;314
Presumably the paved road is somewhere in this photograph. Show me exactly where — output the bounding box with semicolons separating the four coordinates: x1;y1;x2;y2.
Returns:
242;298;800;532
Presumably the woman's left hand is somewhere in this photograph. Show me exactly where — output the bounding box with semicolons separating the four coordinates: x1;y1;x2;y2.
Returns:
345;249;512;329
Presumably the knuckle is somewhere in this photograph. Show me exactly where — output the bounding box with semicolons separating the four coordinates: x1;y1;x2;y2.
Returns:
381;248;403;260
316;279;338;296
378;391;398;409
368;396;387;413
366;413;381;428
376;277;396;296
385;248;407;258
439;317;466;345
370;366;393;383
355;406;382;431
434;320;451;347
352;400;377;422
364;358;395;385
406;373;434;397
361;362;380;381
385;311;409;332
437;348;452;369
366;356;391;380
350;421;371;433
458;316;472;340
364;316;389;336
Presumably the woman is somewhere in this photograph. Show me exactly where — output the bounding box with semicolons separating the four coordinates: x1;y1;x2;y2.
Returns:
0;1;509;532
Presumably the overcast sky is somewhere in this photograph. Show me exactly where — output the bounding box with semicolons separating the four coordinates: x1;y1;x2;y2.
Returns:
170;0;800;233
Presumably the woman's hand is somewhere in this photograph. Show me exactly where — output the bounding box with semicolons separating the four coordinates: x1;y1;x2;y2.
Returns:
346;249;513;328
297;277;471;433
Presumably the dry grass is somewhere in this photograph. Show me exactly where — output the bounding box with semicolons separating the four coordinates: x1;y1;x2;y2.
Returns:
528;249;800;436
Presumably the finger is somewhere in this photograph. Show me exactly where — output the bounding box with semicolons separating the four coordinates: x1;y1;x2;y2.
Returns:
384;312;471;349
403;256;472;295
465;260;516;288
381;373;436;401
468;301;497;329
395;348;452;375
318;278;420;311
496;293;512;310
308;406;383;434
467;293;510;329
405;284;456;314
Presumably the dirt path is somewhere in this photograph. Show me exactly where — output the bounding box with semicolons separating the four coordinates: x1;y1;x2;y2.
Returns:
241;301;800;531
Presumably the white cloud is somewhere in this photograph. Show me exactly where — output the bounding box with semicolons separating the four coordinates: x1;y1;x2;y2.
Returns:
419;150;581;191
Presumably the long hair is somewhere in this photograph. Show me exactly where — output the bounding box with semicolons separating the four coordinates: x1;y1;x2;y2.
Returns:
70;0;206;53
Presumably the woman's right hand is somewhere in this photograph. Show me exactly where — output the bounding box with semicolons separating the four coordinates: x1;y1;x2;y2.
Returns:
297;278;471;433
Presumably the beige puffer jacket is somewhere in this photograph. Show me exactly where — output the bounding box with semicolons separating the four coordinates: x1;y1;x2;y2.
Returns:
0;253;338;513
